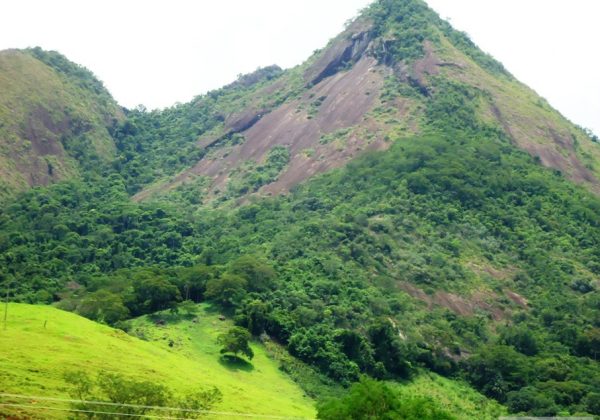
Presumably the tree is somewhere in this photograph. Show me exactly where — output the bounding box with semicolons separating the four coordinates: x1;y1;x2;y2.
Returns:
236;299;270;335
97;372;170;412
177;300;197;317
462;345;529;402
288;326;360;384
228;255;276;292
584;392;600;415
64;371;171;418
317;377;455;420
334;329;376;374
176;265;214;302
205;274;247;308
368;319;414;378
217;327;254;360
76;290;129;325
176;387;223;418
133;276;181;314
500;326;539;356
505;387;558;416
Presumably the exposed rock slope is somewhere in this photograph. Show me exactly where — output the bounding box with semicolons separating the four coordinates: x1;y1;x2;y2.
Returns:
0;49;122;199
135;3;599;203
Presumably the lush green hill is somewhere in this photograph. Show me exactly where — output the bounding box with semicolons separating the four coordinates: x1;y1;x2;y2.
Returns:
0;303;316;418
1;0;599;418
2;124;599;416
0;48;121;199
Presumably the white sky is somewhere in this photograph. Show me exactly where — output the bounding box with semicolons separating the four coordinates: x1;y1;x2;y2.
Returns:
1;0;599;135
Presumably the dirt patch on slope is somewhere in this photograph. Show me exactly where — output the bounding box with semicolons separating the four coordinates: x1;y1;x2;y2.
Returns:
399;282;513;321
504;290;528;309
0;50;120;196
434;38;600;194
465;259;518;281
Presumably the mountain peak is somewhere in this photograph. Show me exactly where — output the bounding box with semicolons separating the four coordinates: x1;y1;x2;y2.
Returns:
127;0;600;203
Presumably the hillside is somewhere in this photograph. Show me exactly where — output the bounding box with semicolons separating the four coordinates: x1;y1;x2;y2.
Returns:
0;48;121;199
0;303;316;418
1;0;600;418
121;0;600;203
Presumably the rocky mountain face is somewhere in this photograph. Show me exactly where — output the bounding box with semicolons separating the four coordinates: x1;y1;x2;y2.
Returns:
130;1;599;202
0;48;122;199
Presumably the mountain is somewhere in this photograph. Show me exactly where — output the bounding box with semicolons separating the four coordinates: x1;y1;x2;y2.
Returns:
0;48;122;199
1;0;600;418
121;0;600;202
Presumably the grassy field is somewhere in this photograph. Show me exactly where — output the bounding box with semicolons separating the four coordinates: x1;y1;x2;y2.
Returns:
116;307;507;420
0;303;316;419
391;371;506;420
0;303;504;419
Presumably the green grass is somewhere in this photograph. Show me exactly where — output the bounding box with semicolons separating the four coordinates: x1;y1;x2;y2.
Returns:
391;371;507;419
127;306;506;420
0;303;316;419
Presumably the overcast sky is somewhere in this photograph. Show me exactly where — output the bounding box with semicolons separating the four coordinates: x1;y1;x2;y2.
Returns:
1;0;599;135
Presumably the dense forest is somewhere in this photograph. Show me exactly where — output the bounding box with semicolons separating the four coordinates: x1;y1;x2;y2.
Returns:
1;0;599;418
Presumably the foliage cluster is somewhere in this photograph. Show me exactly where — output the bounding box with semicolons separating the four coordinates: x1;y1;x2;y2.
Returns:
64;370;222;419
225;145;290;198
317;377;455;420
366;0;510;76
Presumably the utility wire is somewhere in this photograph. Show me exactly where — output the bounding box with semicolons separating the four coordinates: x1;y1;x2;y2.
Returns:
0;393;311;419
0;403;188;419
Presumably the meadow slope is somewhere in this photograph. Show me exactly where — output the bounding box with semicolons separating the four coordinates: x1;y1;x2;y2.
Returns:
0;303;316;419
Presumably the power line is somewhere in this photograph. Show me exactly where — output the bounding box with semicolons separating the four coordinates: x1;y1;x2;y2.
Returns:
0;393;311;419
0;403;187;419
2;393;207;414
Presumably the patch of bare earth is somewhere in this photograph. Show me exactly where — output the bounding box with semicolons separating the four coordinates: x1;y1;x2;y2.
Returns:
504;290;528;309
398;282;521;321
465;260;518;281
12;105;72;186
134;20;417;202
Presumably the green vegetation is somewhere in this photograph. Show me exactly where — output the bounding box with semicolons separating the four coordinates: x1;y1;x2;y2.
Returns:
0;49;121;198
368;0;435;63
64;370;222;418
1;0;600;417
226;145;290;197
308;95;327;119
218;326;254;360
27;47;116;108
320;128;352;145
111;68;289;195
366;0;509;76
318;377;455;420
3;103;600;415
389;373;506;419
0;303;315;418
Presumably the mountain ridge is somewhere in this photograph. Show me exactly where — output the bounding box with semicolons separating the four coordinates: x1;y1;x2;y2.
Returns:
1;0;598;201
121;0;600;203
1;0;600;417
